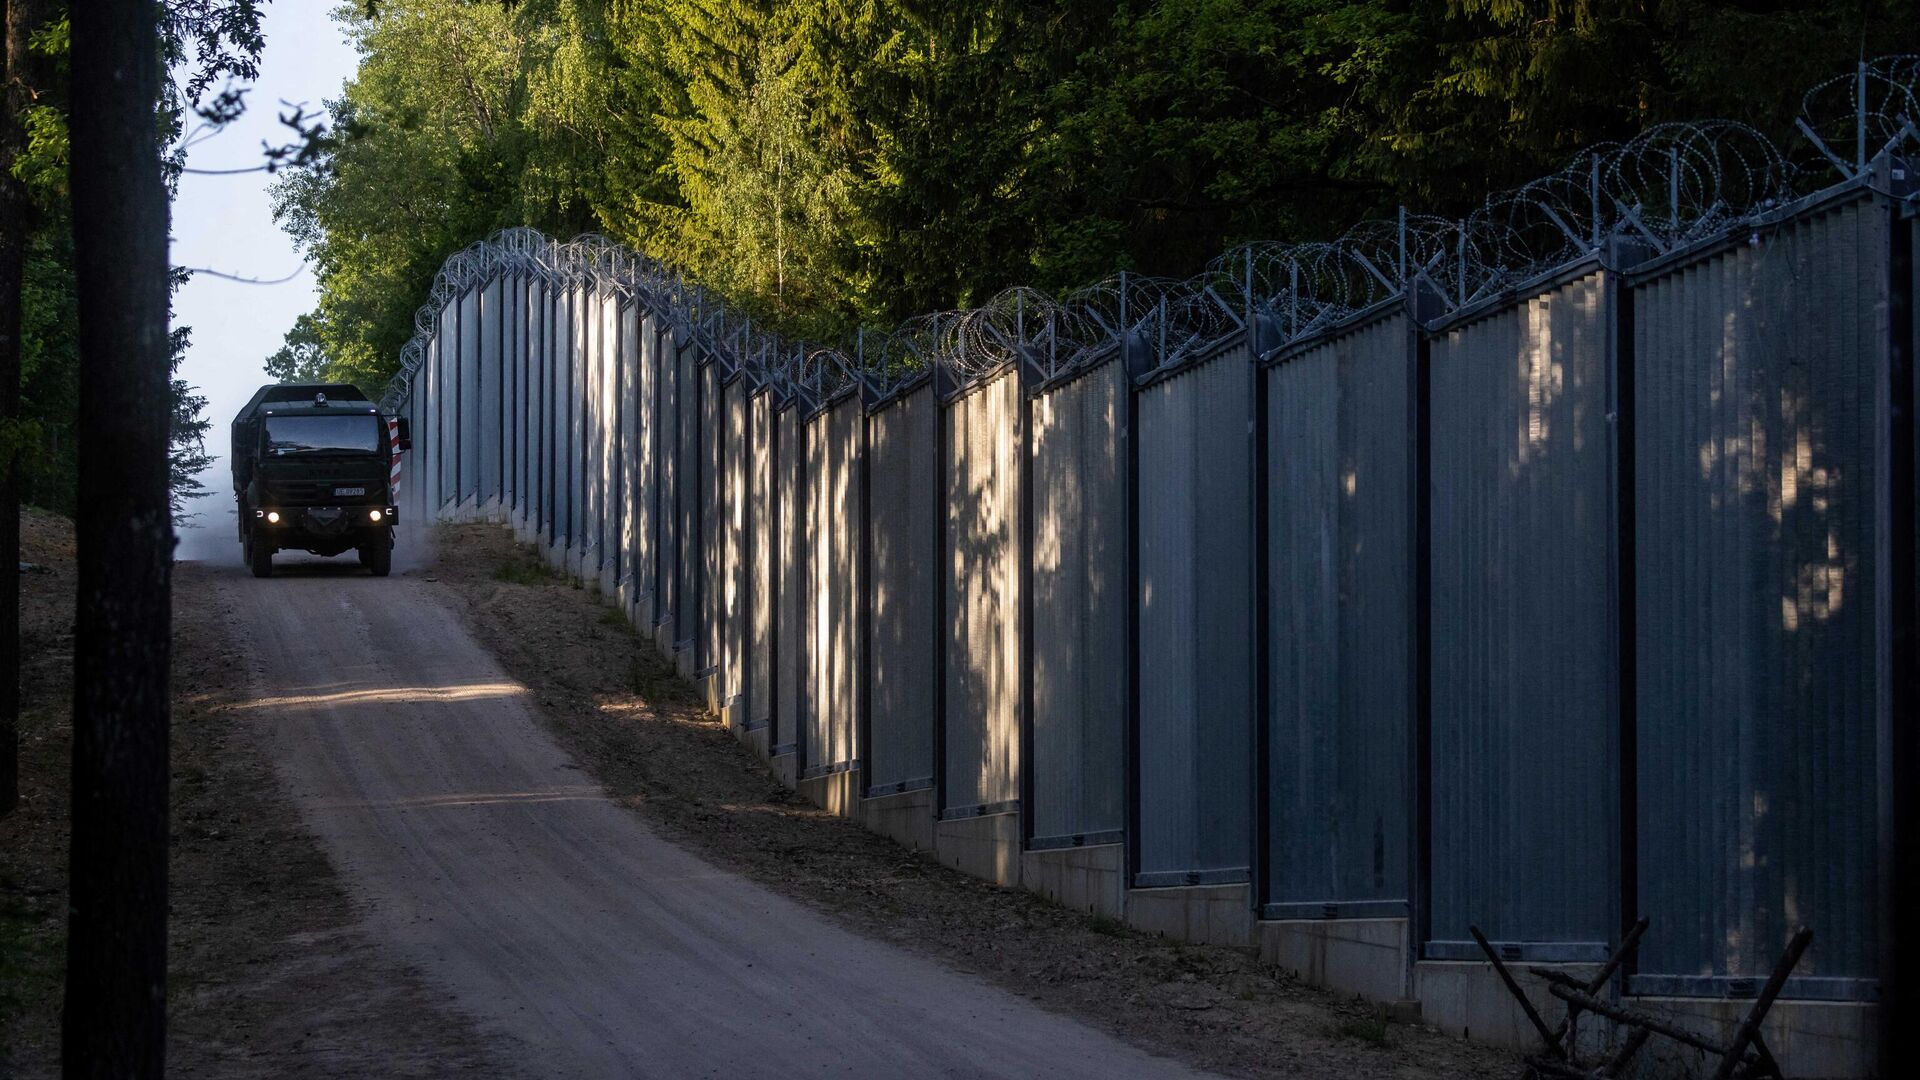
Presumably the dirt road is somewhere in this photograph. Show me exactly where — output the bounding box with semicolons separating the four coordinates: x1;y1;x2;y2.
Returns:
210;554;1207;1079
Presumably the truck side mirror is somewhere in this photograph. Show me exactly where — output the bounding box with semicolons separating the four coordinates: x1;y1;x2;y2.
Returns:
394;417;412;451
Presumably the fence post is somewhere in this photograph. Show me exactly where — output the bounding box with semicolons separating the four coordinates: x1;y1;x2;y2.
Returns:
1591;159;1603;249
1856;60;1868;174
1398;206;1408;283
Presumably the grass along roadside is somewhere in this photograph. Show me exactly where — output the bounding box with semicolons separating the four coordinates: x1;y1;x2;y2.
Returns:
0;510;83;1074
432;521;1517;1080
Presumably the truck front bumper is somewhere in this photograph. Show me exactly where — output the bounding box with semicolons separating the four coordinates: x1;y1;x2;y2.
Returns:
255;504;398;531
254;505;398;555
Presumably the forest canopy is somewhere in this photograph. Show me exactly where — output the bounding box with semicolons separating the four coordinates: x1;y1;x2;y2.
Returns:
269;0;1919;394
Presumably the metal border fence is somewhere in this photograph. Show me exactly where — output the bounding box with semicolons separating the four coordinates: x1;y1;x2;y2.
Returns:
387;57;1919;1018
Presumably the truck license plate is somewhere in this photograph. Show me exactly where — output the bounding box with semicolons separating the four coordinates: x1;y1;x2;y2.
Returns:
333;487;366;497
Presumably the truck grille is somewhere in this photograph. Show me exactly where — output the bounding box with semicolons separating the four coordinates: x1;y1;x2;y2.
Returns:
267;480;383;504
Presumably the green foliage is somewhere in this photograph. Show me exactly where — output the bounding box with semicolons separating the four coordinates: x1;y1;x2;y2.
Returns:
16;212;79;514
270;1;613;397
263;313;329;383
0;885;64;1038
1327;1015;1391;1046
492;549;557;585
168;308;215;519
273;0;1919;391
7;2;263;516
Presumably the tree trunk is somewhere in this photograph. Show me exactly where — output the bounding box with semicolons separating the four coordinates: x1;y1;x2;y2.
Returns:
62;3;173;1076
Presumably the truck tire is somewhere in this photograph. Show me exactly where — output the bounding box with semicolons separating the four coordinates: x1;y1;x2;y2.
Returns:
366;539;392;577
249;534;274;578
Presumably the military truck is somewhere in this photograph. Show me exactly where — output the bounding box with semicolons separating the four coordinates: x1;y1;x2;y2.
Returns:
231;383;410;578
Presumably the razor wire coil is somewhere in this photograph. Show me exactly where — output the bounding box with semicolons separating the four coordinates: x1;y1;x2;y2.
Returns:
381;56;1919;413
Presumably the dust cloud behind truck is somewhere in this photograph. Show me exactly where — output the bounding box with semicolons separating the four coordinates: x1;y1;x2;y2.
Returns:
230;383;411;578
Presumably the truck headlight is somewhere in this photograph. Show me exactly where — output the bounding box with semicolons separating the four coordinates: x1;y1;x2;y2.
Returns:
265;511;280;524
369;509;383;522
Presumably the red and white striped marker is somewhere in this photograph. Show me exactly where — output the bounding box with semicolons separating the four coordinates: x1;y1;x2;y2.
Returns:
388;416;403;501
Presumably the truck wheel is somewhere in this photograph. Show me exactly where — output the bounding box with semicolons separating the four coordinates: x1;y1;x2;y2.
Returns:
367;539;392;577
249;535;274;578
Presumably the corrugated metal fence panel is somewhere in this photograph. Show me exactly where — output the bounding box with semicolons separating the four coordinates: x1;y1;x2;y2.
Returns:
538;286;557;545
436;310;454;507
519;277;533;515
1427;269;1615;958
582;291;604;570
802;407;822;761
943;372;1023;813
637;312;658;617
421;329;436;512
428;311;440;511
510;274;527;519
598;295;622;593
552;290;575;547
655;325;678;636
419;313;430;512
498;275;515;513
548;287;563;538
1632;196;1887;994
1030;360;1127;843
1265;312;1414;914
433;325;445;511
866;384;938;792
1137;345;1255;883
675;340;699;649
569;286;589;556
774;403;804;753
592;292;606;559
621;304;646;614
724;378;749;710
703;362;724;672
514;275;529;519
519;287;535;530
802;398;862;774
516;275;530;512
406;391;424;520
458;288;481;506
749;390;774;727
479;277;503;507
533;289;549;531
837;394;865;766
544;286;561;541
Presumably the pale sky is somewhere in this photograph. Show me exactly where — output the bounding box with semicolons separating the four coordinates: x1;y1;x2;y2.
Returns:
169;2;357;555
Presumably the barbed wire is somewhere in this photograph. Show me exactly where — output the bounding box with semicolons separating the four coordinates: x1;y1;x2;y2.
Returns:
382;55;1918;414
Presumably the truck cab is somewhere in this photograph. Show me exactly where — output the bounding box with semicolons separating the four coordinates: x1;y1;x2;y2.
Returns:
232;383;410;578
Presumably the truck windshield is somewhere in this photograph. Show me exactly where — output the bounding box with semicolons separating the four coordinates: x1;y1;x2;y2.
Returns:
264;415;382;456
